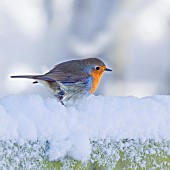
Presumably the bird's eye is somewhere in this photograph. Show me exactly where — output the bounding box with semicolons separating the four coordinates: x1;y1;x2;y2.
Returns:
95;66;100;70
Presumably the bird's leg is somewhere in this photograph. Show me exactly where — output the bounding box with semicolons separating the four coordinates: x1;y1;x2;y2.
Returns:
59;90;65;106
60;100;65;106
54;89;66;106
54;94;65;106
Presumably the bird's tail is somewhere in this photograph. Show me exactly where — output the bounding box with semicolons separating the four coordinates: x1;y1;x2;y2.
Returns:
10;75;40;79
10;74;55;83
10;75;43;84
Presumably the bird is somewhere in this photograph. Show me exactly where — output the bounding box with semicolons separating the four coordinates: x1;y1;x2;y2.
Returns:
11;57;112;106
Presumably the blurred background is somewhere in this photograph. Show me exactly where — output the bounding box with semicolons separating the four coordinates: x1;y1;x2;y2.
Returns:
1;0;170;98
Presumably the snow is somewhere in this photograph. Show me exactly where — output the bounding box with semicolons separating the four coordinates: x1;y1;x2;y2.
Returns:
0;94;170;168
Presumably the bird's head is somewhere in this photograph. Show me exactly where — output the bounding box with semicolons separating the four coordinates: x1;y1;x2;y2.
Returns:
82;58;112;76
81;58;112;93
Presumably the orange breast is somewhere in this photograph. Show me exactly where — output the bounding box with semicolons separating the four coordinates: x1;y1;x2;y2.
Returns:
89;66;106;93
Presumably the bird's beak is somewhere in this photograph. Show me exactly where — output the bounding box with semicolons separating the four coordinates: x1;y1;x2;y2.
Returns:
105;68;112;71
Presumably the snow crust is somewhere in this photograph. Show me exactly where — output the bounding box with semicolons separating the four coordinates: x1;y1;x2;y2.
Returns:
0;94;170;163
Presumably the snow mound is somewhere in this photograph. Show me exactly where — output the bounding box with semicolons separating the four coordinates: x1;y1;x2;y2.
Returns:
0;94;170;166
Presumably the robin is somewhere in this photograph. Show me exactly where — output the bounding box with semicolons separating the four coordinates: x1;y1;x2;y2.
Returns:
11;57;112;106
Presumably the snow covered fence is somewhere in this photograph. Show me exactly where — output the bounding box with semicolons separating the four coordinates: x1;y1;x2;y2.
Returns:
0;94;170;169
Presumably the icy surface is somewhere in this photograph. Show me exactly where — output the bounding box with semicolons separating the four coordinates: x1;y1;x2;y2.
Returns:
0;94;170;168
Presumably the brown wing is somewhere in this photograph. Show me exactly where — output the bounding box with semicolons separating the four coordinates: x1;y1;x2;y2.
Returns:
39;60;88;83
42;71;88;83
